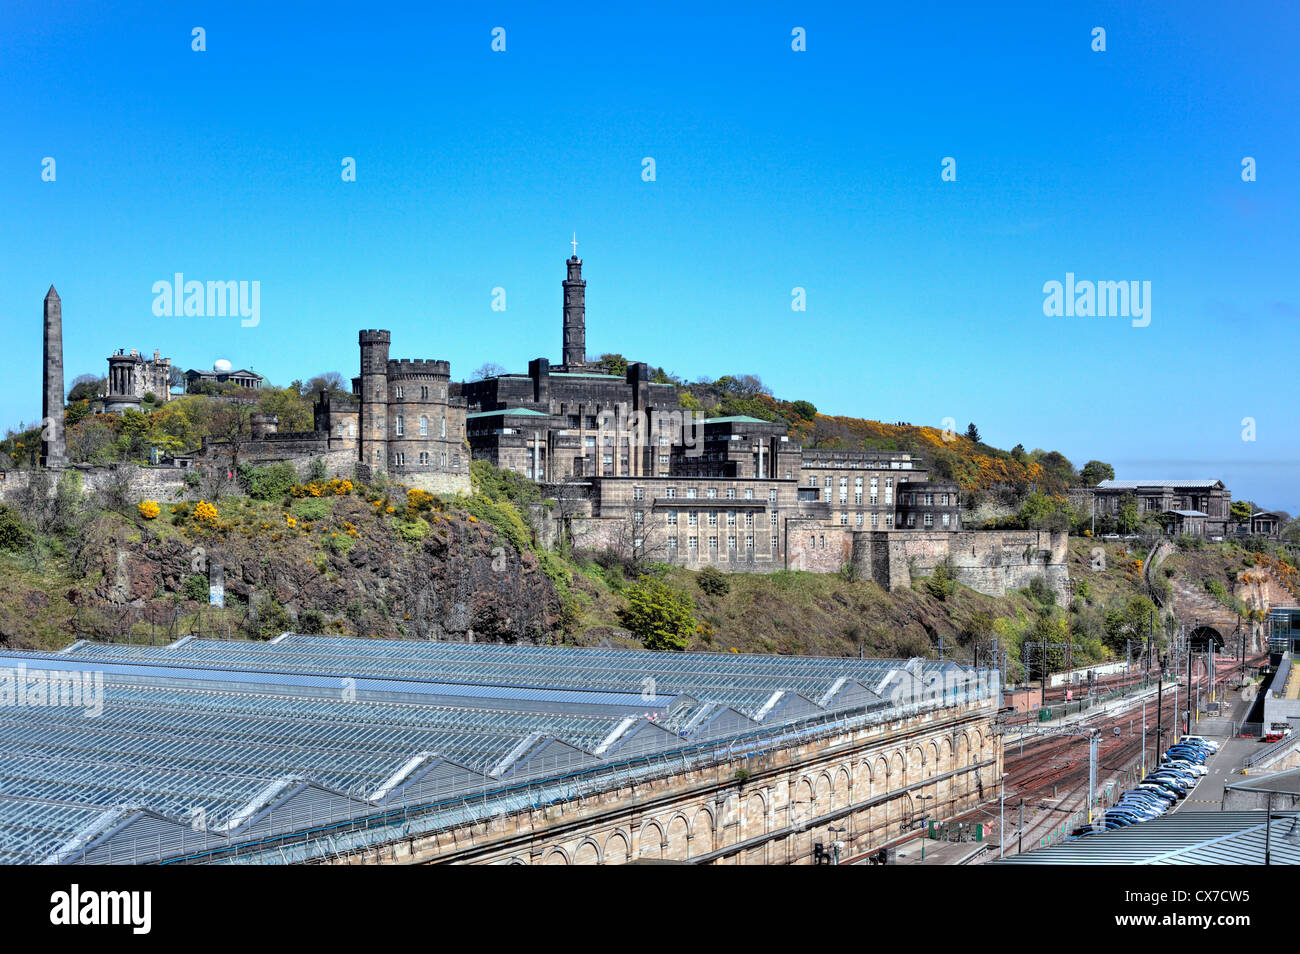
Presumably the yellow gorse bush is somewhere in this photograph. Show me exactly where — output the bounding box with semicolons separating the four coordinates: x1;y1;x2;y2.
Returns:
192;500;220;528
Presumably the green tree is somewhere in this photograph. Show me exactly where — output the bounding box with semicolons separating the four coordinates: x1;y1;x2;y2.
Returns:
595;353;628;376
617;577;697;651
788;400;817;421
67;375;105;402
1080;460;1115;486
964;423;980;443
1103;594;1159;653
1115;493;1142;535
1229;500;1253;524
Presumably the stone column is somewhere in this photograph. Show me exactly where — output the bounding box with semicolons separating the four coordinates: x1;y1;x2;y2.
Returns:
41;286;66;467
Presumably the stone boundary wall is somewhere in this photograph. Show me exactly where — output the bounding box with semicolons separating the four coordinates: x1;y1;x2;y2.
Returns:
0;466;192;504
564;514;1070;597
852;529;1070;600
0;454;469;507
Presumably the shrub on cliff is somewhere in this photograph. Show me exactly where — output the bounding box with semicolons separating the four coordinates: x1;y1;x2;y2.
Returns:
922;559;957;601
240;462;298;501
696;565;730;596
0;506;31;552
291;498;330;521
183;573;208;602
617;577;697;652
396;517;430;542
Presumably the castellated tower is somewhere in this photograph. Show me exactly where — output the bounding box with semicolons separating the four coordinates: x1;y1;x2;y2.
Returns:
358;329;391;475
385;358;455;473
42;286;67;468
562;255;586;368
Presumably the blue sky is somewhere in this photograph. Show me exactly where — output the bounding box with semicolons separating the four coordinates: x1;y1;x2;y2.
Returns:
2;1;1297;509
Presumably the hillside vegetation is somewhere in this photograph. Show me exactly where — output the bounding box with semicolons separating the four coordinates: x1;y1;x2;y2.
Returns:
3;462;1294;682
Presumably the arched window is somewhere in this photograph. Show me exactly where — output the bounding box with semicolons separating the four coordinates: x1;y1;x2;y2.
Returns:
419;415;428;436
394;386;403;399
394;415;404;436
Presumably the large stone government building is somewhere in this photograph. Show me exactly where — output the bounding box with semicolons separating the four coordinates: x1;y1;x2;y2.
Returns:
30;255;1075;596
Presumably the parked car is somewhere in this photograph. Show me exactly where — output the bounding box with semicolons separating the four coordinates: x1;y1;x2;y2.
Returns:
1140;782;1187;801
1147;772;1194;792
1155;770;1199;789
1164;747;1206;763
1103;812;1141;827
1119;790;1166;807
1178;735;1219;752
1114;801;1163;820
1164;759;1207;777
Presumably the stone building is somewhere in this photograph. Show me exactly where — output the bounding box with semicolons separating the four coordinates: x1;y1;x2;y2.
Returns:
1092;479;1232;538
185;362;265;392
895;480;962;531
103;348;175;412
326;330;470;487
568;474;827;570
456;254;682;481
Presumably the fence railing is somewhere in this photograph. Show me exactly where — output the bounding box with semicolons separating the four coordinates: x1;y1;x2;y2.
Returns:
1243;731;1298;768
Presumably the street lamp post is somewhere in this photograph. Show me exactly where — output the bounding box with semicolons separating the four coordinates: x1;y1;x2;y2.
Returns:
917;794;933;861
828;825;846;866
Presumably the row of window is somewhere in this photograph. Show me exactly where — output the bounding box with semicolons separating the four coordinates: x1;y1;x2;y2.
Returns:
393;415;448;438
661;510;767;528
898;492;956;506
667;535;774;553
383;450;459;468
633;486;779;502
390;385;447;401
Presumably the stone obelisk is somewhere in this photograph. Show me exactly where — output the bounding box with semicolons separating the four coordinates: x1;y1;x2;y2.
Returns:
42;285;67;468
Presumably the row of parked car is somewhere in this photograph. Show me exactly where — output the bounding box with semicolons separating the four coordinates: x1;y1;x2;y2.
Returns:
1072;736;1218;837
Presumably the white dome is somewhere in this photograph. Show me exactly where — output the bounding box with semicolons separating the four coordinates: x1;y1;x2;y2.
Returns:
213;359;233;372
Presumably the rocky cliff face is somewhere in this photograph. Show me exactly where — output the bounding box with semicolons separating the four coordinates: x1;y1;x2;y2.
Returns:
73;500;563;644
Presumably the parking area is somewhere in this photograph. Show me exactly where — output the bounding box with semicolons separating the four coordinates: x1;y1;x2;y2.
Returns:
1170;693;1255;812
1172;736;1254;811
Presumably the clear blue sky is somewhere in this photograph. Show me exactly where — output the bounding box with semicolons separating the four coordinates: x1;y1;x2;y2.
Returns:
2;1;1297;510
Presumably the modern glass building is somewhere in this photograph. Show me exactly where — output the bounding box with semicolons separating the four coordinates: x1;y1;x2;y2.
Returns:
1269;607;1300;653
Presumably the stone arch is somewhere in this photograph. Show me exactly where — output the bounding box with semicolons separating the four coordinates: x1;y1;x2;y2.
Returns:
833;764;852;810
573;838;602;865
742;790;769;841
692;808;716;854
541;846;571;866
665;812;692;860
909;744;925;784
926;740;940;777
813;770;834;814
1189;625;1224;651
939;736;954;773
637;820;666;859
604;829;631;865
890;750;905;782
792;776;815;826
